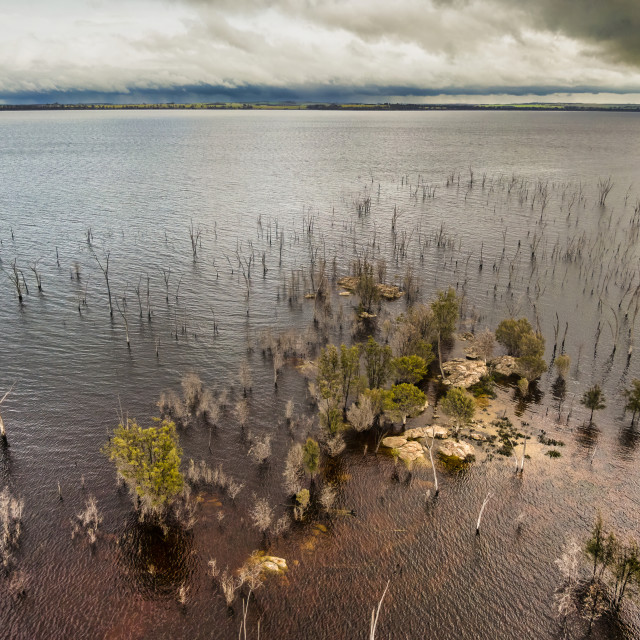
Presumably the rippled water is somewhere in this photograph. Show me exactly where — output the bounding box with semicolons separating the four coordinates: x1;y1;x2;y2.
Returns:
1;110;640;639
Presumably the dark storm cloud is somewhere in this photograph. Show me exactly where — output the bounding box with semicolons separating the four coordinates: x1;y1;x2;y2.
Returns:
503;0;640;66
1;0;640;103
178;0;640;66
6;83;640;106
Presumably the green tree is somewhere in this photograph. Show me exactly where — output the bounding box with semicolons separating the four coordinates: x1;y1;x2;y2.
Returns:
430;288;459;341
440;387;475;435
103;419;183;519
554;354;571;379
383;383;426;425
430;288;459;377
586;511;607;580
339;344;361;413
302;438;320;479
317;345;342;402
495;317;546;382
610;538;640;610
362;337;392;389
623;379;640;425
581;384;606;424
495;318;534;356
319;401;343;435
392;355;429;385
355;261;380;313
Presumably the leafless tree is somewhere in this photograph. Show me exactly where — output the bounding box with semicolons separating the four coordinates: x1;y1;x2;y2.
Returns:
0;382;16;443
248;434;272;464
249;495;274;534
235;399;249;428
369;580;390;640
181;373;203;413
71;495;102;545
347;394;375;432
93;251;113;317
283;443;304;495
474;329;495;363
240;360;252;396
0;486;24;570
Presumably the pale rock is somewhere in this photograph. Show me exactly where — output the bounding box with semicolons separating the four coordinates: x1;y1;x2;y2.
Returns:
491;355;519;377
442;358;487;388
438;440;476;461
381;436;408;448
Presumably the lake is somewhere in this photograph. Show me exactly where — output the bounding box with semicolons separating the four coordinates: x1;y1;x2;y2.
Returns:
1;109;640;639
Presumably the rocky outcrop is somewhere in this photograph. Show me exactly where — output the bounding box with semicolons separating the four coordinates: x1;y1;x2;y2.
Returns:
337;277;403;300
491;355;519;377
381;436;425;463
250;555;288;576
381;436;408;449
442;358;487;388
402;426;448;440
438;440;476;462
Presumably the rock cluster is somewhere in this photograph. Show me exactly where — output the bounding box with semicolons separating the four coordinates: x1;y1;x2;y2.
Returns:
438;440;476;461
490;355;519;377
442;358;487;388
381;425;449;462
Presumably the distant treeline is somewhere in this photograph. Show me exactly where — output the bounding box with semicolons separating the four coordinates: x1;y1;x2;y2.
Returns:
1;102;640;112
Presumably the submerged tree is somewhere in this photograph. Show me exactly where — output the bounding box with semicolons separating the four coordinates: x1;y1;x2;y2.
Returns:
346;394;376;432
554;354;571;379
362;337;392;389
431;287;459;377
623;379;640;426
581;385;606;424
496;317;546;382
440;386;475;435
103;419;183;521
0;383;16;444
302;438;320;480
383;383;426;426
391;355;429;385
0;486;24;571
474;329;495;363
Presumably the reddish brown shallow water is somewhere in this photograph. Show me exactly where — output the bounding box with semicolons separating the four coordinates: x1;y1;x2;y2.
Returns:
1;110;640;638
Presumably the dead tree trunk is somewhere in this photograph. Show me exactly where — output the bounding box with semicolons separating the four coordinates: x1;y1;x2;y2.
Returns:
476;491;492;535
93;252;113;318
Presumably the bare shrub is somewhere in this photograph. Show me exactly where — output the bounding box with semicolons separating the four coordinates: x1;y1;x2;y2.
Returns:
273;349;284;386
0;486;24;570
271;514;290;537
220;568;237;606
248;434;272;464
185;459;244;501
347;394;375;432
249;496;274;534
285;399;295;423
283;443;304;496
474;329;495;362
71;495;102;544
240;361;252;396
218;388;229;410
157;390;188;425
235;399;249;428
181;373;203;413
208;557;220;579
7;570;28;600
237;558;264;592
319;484;337;511
197;389;220;423
324;434;346;457
177;583;189;605
173;485;198;529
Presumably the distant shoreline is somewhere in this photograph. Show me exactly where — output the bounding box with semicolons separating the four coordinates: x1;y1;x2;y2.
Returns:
1;102;640;112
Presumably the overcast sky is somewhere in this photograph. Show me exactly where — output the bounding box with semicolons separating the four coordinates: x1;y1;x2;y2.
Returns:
2;0;640;104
